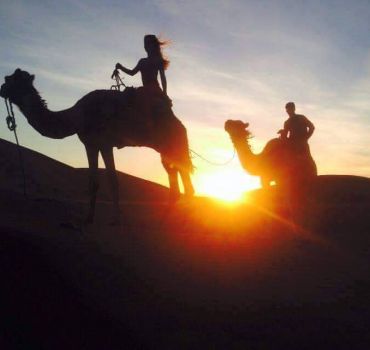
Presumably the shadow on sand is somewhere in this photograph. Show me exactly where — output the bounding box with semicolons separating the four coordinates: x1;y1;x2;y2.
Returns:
1;140;370;349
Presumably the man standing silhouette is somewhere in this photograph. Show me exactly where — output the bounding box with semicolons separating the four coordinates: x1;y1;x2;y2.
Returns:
278;102;315;154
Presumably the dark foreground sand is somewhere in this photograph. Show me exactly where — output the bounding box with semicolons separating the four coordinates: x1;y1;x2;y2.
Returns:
1;139;370;349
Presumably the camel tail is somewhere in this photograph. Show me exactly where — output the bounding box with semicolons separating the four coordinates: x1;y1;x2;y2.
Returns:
174;123;195;173
164;116;194;174
178;120;194;172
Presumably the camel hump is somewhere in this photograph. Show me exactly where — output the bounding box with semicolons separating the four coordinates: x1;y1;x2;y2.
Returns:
76;88;136;110
262;138;283;155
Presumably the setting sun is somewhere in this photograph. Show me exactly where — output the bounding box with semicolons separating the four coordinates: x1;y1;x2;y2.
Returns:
194;168;261;201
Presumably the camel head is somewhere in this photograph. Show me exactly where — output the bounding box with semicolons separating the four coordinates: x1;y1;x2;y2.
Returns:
0;68;35;103
224;120;251;141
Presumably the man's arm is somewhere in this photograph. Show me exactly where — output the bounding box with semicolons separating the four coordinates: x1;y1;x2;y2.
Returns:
304;116;315;139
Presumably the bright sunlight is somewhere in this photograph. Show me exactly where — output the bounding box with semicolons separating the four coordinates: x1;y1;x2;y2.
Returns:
194;168;261;202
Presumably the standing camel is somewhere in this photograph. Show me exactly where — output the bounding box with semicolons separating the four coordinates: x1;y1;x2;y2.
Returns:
0;68;194;223
224;120;317;189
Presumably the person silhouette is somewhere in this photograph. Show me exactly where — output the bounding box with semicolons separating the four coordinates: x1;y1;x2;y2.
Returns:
113;34;171;125
278;102;315;155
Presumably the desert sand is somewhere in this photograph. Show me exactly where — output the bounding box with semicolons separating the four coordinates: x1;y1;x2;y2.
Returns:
1;138;370;349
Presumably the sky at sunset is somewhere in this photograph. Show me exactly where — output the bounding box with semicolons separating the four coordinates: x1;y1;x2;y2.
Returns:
0;0;369;199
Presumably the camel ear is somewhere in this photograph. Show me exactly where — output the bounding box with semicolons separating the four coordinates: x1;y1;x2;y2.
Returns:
244;122;249;128
30;74;35;82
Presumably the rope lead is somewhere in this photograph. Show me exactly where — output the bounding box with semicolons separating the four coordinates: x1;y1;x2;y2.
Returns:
190;147;236;166
4;98;27;198
110;70;126;91
5;98;16;131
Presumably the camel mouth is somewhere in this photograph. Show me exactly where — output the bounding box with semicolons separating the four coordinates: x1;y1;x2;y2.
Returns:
224;120;251;140
0;83;8;99
224;120;249;131
224;120;234;132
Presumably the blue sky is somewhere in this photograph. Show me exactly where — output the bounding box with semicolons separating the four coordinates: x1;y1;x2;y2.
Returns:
0;0;369;196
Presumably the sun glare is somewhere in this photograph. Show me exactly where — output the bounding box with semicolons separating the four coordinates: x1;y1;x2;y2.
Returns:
195;168;261;202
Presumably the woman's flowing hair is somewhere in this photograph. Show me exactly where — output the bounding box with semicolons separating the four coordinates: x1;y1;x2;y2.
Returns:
144;34;170;70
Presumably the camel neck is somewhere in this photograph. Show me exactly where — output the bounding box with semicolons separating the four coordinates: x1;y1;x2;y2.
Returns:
16;89;77;139
231;136;260;175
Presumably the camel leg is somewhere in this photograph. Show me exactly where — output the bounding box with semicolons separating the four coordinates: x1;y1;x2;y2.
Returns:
101;147;121;225
179;170;194;198
85;145;99;224
162;159;180;202
168;169;181;202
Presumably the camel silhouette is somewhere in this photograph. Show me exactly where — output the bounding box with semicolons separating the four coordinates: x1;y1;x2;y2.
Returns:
224;120;317;189
0;68;194;224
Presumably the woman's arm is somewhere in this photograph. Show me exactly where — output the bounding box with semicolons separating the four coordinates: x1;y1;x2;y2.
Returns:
116;60;141;76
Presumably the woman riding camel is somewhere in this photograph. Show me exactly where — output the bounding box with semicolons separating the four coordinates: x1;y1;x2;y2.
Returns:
113;34;171;124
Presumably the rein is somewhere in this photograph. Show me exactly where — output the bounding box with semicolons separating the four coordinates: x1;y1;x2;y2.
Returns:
4;98;27;197
190;147;236;166
110;70;126;91
5;98;16;131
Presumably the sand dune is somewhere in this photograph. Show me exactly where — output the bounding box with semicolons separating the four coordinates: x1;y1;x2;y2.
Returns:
1;138;370;349
0;138;169;202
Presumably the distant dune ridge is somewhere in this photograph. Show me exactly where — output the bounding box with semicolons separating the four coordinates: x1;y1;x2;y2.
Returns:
1;137;370;349
1;137;369;204
0;138;169;202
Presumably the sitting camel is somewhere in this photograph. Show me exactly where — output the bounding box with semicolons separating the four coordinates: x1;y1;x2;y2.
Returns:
224;120;317;189
0;68;194;224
